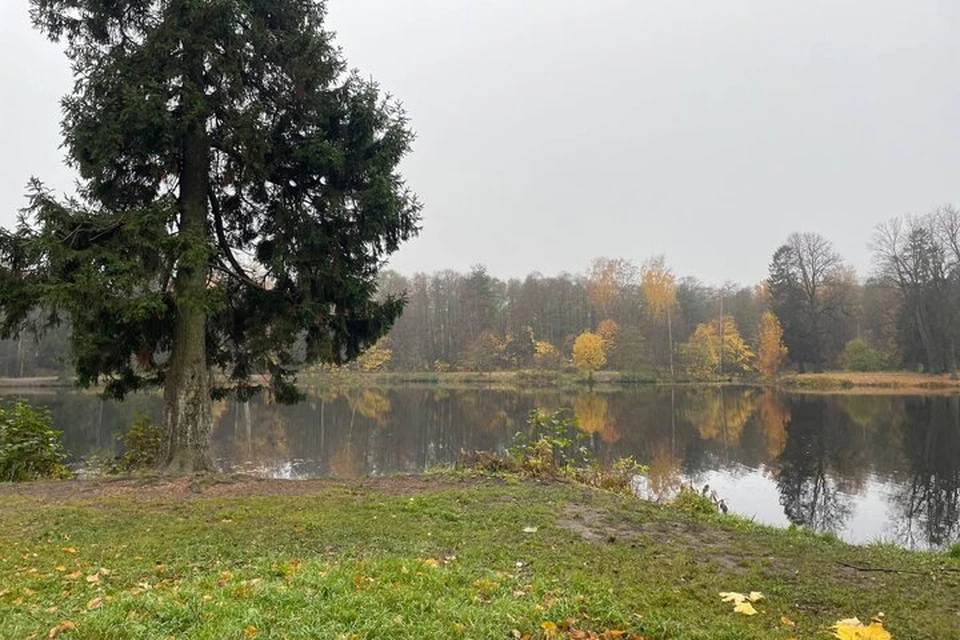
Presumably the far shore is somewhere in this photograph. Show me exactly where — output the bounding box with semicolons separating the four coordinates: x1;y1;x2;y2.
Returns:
3;369;960;395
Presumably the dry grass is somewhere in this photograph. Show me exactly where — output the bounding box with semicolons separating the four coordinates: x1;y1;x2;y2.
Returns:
783;371;960;395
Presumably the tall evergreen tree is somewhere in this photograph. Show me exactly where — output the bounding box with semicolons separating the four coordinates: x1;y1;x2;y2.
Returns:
0;0;421;471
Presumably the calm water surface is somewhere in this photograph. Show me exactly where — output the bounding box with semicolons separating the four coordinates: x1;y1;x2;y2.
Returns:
6;385;960;550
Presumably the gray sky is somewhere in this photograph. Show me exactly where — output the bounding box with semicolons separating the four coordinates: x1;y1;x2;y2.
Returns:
2;0;959;285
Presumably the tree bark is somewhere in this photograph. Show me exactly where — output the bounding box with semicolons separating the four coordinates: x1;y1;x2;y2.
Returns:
161;89;214;473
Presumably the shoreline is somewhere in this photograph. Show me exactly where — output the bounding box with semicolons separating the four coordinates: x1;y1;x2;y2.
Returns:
5;369;960;396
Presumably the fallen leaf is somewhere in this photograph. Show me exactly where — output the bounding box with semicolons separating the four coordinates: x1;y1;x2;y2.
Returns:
216;570;233;586
719;591;747;604
242;626;257;638
832;617;891;640
422;558;440;568
47;621;76;639
54;565;66;572
64;571;82;580
86;597;103;611
85;573;100;584
62;547;78;555
747;591;763;602
781;616;796;627
522;527;538;534
540;621;558;639
733;601;758;616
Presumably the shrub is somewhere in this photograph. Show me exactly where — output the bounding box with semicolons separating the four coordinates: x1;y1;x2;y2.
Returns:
110;411;164;473
510;408;592;474
0;401;70;481
838;337;887;372
670;485;719;515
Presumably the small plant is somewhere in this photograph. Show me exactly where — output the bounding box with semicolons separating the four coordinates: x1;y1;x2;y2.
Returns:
670;485;719;515
510;408;592;475
110;411;164;473
574;456;648;494
0;401;70;481
948;542;960;560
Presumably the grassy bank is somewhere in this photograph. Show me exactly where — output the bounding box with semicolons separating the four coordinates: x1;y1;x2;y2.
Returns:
0;475;957;639
299;369;662;391
778;371;960;394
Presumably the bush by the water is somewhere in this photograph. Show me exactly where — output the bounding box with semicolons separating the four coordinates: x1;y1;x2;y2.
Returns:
670;485;720;515
0;401;70;481
461;407;645;494
109;411;164;473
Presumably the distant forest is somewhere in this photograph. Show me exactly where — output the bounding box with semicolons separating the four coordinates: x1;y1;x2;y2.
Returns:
4;208;960;380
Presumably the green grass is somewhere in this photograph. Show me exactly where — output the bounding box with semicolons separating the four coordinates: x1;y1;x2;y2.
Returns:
1;475;958;639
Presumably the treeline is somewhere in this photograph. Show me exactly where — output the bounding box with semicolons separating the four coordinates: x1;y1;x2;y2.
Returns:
5;209;960;379
371;209;960;377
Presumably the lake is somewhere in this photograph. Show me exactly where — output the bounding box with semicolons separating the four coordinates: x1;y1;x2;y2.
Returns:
5;385;959;550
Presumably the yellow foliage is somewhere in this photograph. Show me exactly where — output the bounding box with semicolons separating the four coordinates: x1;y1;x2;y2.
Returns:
680;315;754;379
586;257;637;313
572;331;606;376
596;319;619;356
358;338;393;372
641;256;677;320
832;617;892;640
756;310;787;377
534;340;560;369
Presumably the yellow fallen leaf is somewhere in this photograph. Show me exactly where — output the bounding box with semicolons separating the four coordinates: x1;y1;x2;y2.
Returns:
733;601;758;616
422;558;440;568
540;621;558;639
64;571;82;580
86;597;103;611
47;621;76;639
85;573;100;584
832;617;892;640
747;591;763;602
781;615;796;627
54;565;66;572
242;626;257;638
62;547;78;555
719;592;747;604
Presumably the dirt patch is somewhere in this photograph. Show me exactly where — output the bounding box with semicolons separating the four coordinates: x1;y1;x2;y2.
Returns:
557;504;643;543
0;473;503;503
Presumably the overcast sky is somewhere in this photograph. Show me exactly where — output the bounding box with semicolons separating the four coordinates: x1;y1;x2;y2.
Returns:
2;0;959;285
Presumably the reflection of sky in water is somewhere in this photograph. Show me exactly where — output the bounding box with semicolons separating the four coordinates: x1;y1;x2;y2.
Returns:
636;463;937;549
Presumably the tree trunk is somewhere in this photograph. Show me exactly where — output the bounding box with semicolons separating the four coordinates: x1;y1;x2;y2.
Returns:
161;102;214;473
666;307;675;379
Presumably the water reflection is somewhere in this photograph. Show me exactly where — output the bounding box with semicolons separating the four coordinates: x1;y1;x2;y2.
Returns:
5;385;960;549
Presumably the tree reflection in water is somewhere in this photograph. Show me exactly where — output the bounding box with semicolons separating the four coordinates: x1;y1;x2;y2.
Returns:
893;396;960;548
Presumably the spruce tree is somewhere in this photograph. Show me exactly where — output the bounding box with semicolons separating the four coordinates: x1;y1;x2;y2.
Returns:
0;0;421;471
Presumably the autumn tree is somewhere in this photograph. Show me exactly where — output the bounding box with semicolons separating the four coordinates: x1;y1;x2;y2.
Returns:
595;319;619;359
534;340;561;369
0;0;420;471
586;257;637;319
680;315;754;380
358;338;393;373
572;331;606;379
756;310;788;378
641;256;678;378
